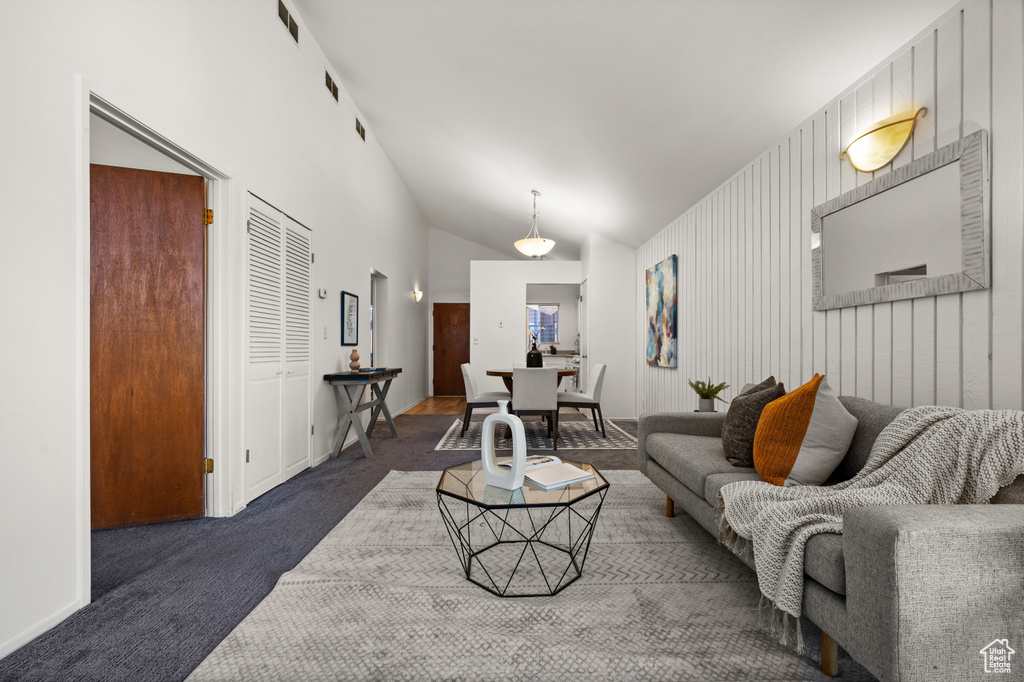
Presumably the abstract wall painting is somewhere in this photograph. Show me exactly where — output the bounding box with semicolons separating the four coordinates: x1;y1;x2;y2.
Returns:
645;255;677;367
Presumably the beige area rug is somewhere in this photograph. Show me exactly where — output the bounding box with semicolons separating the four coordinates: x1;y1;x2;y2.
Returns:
435;418;637;450
187;471;874;681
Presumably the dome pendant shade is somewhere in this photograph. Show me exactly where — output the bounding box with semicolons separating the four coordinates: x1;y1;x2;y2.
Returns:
515;190;555;258
841;108;927;173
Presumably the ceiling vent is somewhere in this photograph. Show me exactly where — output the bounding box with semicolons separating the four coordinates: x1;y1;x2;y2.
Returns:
355;118;366;142
325;71;339;102
278;1;299;44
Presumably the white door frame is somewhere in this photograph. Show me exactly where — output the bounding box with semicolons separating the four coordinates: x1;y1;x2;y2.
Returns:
77;80;242;608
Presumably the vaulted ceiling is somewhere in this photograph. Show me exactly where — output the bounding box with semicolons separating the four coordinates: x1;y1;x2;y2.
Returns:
293;0;959;259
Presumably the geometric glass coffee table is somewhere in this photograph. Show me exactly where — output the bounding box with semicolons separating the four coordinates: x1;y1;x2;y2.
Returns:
436;459;609;597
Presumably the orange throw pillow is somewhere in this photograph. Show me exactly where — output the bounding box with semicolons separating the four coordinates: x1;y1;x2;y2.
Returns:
753;374;858;486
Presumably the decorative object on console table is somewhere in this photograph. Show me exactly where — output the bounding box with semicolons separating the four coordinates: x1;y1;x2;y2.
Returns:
526;339;543;367
645;254;677;367
349;348;360;371
688;377;730;413
341;290;358;345
480;400;526;490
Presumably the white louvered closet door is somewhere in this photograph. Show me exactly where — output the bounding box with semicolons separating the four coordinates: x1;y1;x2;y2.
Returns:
282;216;312;480
245;194;312;503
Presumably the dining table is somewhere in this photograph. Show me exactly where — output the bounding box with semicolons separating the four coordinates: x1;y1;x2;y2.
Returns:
485;368;577;395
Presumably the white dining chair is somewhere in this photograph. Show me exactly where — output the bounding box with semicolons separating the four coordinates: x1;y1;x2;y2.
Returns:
557;362;607;437
511;367;560;450
460;363;511;437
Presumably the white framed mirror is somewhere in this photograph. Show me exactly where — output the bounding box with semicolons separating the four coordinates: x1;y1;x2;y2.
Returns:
811;129;990;311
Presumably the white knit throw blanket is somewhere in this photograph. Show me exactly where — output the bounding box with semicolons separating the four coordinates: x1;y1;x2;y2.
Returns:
717;405;1024;651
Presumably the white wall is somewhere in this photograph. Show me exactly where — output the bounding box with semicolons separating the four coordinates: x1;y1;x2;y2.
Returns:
469;260;582;394
582;234;638;418
428;227;513;303
526;283;579;350
0;0;429;657
637;0;1023;414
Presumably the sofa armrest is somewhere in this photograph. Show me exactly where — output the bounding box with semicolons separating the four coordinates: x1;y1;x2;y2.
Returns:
637;412;727;473
843;505;1024;682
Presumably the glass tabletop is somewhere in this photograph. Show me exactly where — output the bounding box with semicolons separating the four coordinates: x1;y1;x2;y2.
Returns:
437;458;608;508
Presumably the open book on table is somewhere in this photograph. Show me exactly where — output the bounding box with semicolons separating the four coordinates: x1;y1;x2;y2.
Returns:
496;455;595;490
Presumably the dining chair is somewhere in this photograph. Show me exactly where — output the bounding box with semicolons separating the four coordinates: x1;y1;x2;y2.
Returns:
460;363;512;437
557;362;607;437
511;367;560;450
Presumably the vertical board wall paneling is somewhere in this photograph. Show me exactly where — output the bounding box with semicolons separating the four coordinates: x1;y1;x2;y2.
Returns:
788;131;803;390
889;42;918;407
912;29;938;407
935;11;965;407
989;0;1024;410
854;81;875;400
811;110;827;378
779;139;792;389
770;146;782;385
637;1;1023;415
961;0;993;410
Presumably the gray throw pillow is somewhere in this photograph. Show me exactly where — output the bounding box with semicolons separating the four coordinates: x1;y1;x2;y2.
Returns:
722;379;786;467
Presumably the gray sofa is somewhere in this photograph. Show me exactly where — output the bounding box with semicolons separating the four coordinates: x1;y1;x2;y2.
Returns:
637;396;1024;682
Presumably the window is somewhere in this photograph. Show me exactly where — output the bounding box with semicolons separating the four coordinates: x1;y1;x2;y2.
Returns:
526;304;559;344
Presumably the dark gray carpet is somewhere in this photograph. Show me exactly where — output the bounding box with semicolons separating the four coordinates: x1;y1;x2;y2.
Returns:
0;415;640;682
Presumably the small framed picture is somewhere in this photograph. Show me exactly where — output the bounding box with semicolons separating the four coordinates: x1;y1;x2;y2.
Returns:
341;291;358;346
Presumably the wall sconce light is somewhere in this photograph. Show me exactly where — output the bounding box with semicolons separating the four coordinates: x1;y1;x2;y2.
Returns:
412;289;423;303
841;107;927;173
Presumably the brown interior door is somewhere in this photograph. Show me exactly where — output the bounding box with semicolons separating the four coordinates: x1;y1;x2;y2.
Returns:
90;164;206;529
433;303;470;396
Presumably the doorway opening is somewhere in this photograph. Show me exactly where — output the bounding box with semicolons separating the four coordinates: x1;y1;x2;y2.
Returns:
369;269;388;367
83;92;232;604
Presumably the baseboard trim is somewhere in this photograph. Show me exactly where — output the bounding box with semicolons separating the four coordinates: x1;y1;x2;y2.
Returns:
0;600;83;660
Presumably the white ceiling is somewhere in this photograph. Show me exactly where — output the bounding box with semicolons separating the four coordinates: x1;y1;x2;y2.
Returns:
293;0;959;259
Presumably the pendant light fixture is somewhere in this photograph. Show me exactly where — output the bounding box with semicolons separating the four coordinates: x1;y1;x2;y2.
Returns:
514;190;555;258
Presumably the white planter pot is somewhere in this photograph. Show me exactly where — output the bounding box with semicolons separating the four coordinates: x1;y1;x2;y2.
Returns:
698;398;717;413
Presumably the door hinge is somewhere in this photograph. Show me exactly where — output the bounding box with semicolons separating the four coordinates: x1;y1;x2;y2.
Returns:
203;458;214;474
203;209;213;225
311;424;315;435
246;220;251;234
311;253;315;263
245;449;250;463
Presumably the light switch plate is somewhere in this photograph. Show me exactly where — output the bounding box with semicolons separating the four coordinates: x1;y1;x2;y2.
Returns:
318;288;328;299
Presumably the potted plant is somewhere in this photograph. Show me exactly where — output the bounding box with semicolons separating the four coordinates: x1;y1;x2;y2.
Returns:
688;377;730;412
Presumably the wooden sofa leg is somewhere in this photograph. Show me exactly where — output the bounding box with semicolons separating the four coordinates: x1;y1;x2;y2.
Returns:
821;630;838;677
665;495;674;518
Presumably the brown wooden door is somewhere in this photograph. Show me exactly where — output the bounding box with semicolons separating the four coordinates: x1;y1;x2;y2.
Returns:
90;164;205;529
433;303;470;396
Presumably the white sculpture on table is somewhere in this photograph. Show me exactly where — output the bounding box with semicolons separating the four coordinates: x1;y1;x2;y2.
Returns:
481;400;526;489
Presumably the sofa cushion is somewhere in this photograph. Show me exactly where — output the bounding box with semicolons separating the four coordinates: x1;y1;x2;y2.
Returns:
990;474;1024;504
721;381;786;467
804;532;846;595
754;374;857;486
703;471;762;506
830;396;906;484
645;433;739;497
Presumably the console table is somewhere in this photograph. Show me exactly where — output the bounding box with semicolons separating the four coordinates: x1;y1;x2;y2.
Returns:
323;368;402;459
